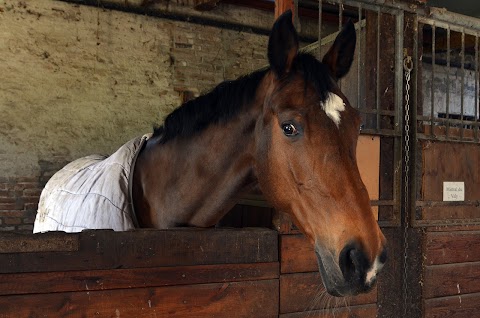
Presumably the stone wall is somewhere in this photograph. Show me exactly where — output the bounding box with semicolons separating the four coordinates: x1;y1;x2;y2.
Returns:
0;0;287;231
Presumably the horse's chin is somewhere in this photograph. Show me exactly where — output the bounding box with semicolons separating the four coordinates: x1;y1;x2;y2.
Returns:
315;248;366;297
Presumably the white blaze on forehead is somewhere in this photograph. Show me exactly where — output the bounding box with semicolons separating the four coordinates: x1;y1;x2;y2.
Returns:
321;93;346;128
365;256;385;286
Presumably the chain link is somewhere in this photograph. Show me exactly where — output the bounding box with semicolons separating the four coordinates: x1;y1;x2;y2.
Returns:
403;55;413;317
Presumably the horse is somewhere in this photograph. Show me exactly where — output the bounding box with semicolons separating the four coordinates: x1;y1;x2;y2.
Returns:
34;10;386;297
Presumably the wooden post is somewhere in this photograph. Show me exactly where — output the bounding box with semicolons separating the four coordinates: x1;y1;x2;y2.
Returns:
274;0;294;19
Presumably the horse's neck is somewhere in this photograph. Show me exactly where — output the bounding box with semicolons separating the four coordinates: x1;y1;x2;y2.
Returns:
133;106;261;229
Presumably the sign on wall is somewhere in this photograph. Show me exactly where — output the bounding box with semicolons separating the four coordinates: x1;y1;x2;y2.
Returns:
443;182;465;201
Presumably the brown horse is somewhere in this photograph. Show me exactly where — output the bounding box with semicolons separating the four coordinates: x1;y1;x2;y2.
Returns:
133;11;386;296
34;11;386;297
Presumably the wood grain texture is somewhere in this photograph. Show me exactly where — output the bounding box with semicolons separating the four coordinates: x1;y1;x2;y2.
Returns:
280;272;377;314
280;234;317;273
421;141;480;221
0;262;278;296
0;231;78;253
421;205;480;221
424;262;480;299
0;228;278;273
279;304;377;318
424;292;480;318
0;280;279;318
425;231;480;265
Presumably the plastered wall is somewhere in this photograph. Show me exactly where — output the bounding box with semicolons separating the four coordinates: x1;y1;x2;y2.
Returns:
0;0;274;230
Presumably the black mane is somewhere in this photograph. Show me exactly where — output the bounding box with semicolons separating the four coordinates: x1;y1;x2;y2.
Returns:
153;53;334;143
153;68;268;143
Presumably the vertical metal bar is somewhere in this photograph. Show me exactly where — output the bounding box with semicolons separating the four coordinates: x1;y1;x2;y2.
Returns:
339;0;343;31
395;11;404;135
411;15;419;224
394;11;404;224
431;24;436;137
476;34;479;142
376;8;381;131
318;0;323;59
357;4;362;109
338;1;344;90
460;28;465;140
446;26;451;138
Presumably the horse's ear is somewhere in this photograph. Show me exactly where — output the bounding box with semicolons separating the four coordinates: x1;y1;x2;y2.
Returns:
268;10;299;78
322;20;356;81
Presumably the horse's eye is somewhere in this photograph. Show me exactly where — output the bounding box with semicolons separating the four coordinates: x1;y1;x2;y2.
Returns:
282;123;298;136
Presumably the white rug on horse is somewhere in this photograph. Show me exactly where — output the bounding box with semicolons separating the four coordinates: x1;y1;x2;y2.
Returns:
33;134;151;233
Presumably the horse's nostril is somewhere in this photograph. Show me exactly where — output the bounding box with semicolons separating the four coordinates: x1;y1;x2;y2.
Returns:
339;244;369;283
339;244;356;280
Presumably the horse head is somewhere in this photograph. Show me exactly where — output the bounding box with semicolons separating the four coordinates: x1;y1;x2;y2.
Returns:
254;11;387;296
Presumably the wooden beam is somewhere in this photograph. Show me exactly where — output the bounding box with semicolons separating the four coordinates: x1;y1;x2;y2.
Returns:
275;0;294;19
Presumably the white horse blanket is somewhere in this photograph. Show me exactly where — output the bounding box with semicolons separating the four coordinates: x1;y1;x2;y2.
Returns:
33;134;151;233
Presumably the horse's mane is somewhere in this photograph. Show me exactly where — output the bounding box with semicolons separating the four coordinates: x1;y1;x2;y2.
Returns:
153;53;334;143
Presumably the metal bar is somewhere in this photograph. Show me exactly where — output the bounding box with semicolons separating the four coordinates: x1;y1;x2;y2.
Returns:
413;218;480;228
318;0;322;59
431;24;435;138
417;116;477;125
358;129;402;136
416;200;480;207
300;19;366;53
393;11;404;225
460;28;465;140
476;34;479;142
357;108;396;115
378;219;401;228
332;0;418;14
425;7;480;32
446;26;451;138
376;8;381;131
418;16;480;34
338;0;343;30
411;15;419;224
357;3;362;109
371;200;396;206
417;133;480;143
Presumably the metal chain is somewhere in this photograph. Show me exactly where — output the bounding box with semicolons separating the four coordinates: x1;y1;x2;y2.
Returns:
402;55;413;317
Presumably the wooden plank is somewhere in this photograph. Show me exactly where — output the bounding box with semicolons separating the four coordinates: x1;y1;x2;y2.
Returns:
422;205;480;221
275;0;294;19
424;262;480;299
427;225;480;232
0;280;279;318
0;262;278;296
279;304;377;318
424;292;480;318
280;234;317;274
357;135;380;219
378;137;396;222
0;228;278;273
280;272;377;314
421;141;480;221
423;125;478;140
377;227;404;318
425;231;480;265
0;231;79;253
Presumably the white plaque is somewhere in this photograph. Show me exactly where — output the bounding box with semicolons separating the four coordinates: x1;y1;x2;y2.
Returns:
443;182;465;201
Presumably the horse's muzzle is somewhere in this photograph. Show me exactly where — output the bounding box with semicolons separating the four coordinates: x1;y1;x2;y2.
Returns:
315;244;387;297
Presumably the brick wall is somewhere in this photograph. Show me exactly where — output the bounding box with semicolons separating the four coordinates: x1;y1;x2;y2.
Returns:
0;178;43;232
